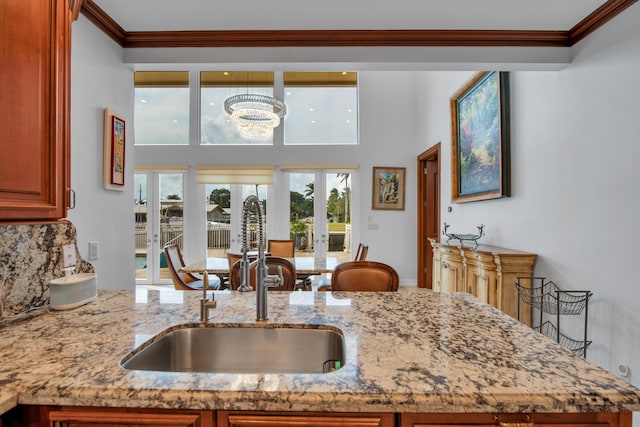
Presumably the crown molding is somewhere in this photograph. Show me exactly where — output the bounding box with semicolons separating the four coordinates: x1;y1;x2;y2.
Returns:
123;29;570;48
79;0;637;49
80;0;126;46
69;0;83;21
569;0;637;44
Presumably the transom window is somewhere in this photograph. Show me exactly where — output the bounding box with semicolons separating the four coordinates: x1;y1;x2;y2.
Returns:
134;71;358;146
134;71;190;145
284;72;358;145
200;71;275;145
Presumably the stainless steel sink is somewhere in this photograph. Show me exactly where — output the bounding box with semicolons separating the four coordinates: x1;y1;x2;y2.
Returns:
121;324;345;374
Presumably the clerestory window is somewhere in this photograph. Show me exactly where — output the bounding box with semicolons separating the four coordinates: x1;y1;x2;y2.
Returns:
134;70;359;146
283;72;359;145
200;71;275;145
134;71;190;145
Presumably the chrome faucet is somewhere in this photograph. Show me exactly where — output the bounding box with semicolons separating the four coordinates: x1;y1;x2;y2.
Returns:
238;195;282;321
199;271;217;322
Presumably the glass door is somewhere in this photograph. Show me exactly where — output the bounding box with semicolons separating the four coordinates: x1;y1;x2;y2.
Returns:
327;172;352;263
204;184;268;257
205;183;231;258
288;172;317;259
135;171;186;286
287;170;353;263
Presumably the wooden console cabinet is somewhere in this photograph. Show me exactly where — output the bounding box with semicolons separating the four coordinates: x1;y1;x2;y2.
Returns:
0;0;72;221
429;239;537;326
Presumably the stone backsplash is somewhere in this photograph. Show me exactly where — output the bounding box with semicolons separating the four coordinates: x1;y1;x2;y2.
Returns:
0;221;94;320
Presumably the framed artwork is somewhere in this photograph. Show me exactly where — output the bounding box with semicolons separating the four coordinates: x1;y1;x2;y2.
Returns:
372;166;406;210
103;108;126;191
450;71;510;203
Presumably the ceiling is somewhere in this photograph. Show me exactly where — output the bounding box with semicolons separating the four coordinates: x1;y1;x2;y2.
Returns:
82;0;637;48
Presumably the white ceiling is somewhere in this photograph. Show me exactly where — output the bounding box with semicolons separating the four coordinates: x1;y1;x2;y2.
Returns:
92;0;607;32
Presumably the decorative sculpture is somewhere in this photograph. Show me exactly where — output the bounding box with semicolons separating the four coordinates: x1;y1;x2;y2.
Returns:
443;222;485;248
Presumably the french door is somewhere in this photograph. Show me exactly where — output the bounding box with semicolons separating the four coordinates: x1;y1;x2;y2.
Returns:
286;169;356;263
134;170;186;285
203;183;268;256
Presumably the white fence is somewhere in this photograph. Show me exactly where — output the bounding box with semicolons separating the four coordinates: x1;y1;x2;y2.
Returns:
135;223;351;251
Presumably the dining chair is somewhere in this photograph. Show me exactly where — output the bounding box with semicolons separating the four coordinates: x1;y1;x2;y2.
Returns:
164;244;220;290
228;256;297;291
354;243;368;261
330;261;399;292
268;239;311;288
317;243;369;291
267;239;295;258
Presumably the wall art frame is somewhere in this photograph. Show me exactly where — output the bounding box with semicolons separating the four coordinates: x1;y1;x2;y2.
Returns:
450;71;510;203
103;108;126;191
372;166;406;210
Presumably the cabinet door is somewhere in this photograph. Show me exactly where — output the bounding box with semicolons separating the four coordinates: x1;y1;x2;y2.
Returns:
440;258;464;293
49;409;212;427
399;411;630;427
0;0;70;221
463;252;498;307
431;241;441;292
219;411;394;427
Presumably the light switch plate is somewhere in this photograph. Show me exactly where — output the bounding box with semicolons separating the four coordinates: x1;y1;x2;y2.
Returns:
62;244;76;267
88;241;99;261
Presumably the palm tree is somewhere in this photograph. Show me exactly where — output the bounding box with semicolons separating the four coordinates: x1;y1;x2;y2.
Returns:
337;173;350;223
304;182;314;199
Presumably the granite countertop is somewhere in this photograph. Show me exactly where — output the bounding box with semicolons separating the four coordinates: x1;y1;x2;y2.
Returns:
1;288;640;415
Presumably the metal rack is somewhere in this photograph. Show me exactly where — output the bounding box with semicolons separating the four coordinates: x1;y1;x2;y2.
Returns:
514;277;592;357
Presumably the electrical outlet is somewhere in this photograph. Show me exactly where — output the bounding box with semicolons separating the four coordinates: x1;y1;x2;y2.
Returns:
62;244;76;267
88;241;99;261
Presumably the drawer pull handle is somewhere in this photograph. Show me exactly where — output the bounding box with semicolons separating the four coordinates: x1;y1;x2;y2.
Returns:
442;262;449;269
494;415;533;427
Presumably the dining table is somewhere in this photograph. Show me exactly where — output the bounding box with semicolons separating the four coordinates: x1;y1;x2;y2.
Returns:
182;256;339;290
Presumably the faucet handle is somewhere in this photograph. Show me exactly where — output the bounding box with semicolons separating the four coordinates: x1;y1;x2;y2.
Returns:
264;266;283;288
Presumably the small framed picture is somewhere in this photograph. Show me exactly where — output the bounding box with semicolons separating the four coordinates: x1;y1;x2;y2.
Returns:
103;108;126;191
372;166;406;210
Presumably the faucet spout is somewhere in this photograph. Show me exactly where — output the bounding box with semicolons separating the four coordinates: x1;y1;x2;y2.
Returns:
238;194;278;321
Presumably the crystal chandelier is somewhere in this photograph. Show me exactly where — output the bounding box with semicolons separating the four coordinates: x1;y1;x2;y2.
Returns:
224;93;287;138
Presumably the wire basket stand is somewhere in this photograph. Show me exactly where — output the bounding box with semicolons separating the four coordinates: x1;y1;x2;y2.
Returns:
514;277;592;357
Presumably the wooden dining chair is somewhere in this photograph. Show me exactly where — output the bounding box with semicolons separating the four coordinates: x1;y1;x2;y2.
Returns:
317;243;369;291
330;261;399;292
228;256;297;291
164;244;220;290
354;243;368;261
267;239;295;258
222;253;257;290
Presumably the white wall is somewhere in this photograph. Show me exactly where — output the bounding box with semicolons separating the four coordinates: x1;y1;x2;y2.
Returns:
418;3;640;386
68;16;136;290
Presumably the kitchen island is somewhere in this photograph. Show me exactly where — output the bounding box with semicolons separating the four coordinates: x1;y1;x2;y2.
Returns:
1;288;639;426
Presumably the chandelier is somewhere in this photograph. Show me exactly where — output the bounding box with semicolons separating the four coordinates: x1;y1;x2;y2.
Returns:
224;93;287;138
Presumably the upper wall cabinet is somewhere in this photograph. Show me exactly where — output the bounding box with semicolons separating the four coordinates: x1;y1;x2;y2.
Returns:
0;0;72;221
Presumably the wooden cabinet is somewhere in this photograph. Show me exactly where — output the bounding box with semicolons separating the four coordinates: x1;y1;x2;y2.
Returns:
2;406;632;427
429;240;537;326
4;406;392;427
2;406;213;427
437;244;465;293
399;411;630;427
0;0;72;221
48;408;212;427
218;411;395;427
